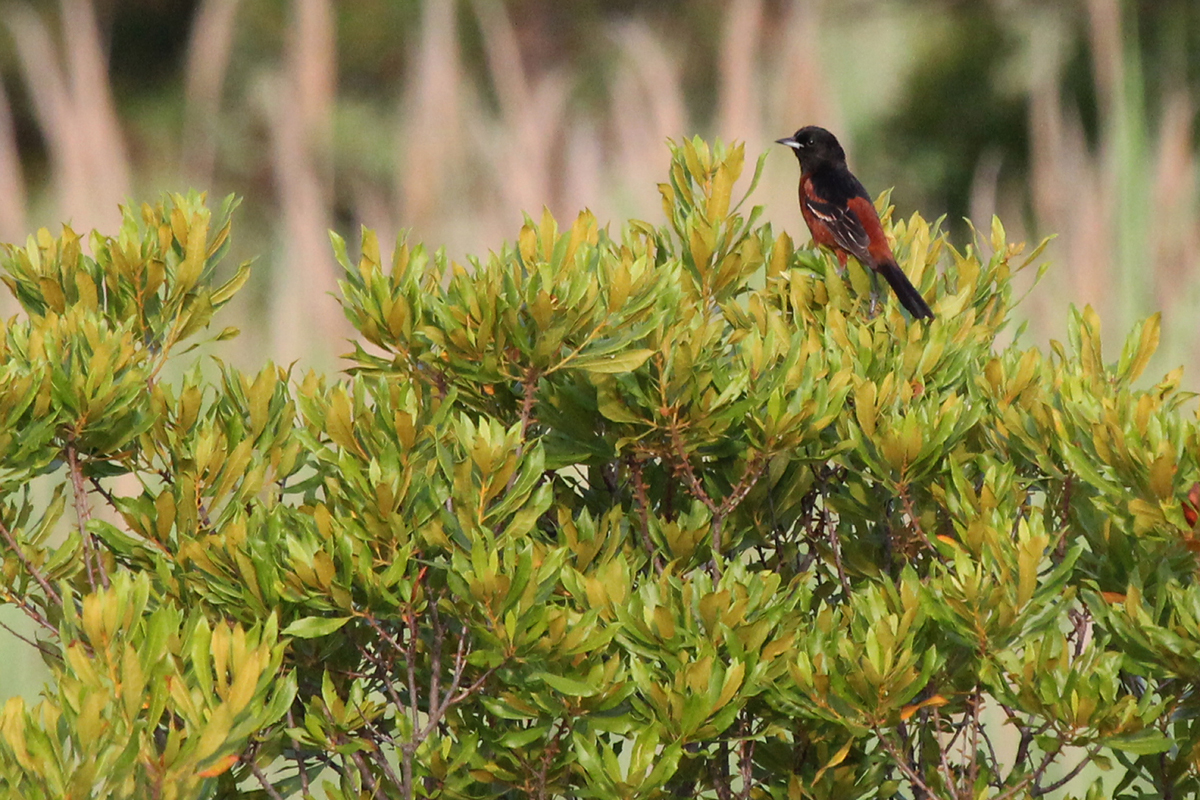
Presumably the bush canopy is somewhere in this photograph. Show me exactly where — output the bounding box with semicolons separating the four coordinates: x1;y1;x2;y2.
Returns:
1;138;1199;799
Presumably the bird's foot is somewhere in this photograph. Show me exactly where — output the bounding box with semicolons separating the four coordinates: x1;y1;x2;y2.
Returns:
867;291;881;318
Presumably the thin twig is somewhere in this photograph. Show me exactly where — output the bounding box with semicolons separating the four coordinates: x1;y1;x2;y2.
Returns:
668;421;716;513
66;442;107;589
403;604;420;740
349;749;383;799
1068;605;1093;660
87;476;123;513
975;712;1002;791
532;717;571;800
286;707;310;795
0;617;59;659
738;734;755;800
932;707;958;796
1000;702;1033;768
446;660;496;705
823;493;851;598
364;601;495;800
1032;743;1101;796
0;517;63;607
717;451;766;518
708;739;733;800
356;708;405;791
875;728;934;797
669;420;725;578
895;720;919;798
1054;475;1073;562
628;456;663;573
517;365;539;440
428;588;444;730
504;365;541;495
991;773;1035;800
360;626;408;724
246;746;286;800
896;479;936;555
1027;738;1067;796
966;689;982;795
992;730;1065;800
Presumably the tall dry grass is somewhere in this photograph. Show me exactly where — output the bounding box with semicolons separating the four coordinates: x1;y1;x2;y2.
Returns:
264;0;345;365
1026;0;1200;375
0;80;25;245
5;0;129;235
0;0;1196;375
182;0;242;188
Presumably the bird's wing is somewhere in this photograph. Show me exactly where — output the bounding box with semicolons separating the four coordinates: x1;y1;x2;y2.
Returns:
802;191;872;263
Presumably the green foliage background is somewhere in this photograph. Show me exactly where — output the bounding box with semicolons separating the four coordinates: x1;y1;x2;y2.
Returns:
2;139;1200;797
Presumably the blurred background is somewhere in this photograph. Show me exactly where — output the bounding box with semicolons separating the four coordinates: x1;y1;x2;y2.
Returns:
0;0;1198;376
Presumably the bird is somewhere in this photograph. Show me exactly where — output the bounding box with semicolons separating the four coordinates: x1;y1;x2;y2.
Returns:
776;126;934;320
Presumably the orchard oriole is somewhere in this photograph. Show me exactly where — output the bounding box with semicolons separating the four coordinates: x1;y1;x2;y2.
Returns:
777;126;934;320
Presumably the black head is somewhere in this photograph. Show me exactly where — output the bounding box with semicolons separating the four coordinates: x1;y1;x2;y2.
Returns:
776;126;847;172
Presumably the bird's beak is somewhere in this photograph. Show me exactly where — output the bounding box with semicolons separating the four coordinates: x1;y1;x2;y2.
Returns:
776;137;799;149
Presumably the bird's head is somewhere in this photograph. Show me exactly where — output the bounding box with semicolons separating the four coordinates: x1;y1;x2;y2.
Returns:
776;126;846;172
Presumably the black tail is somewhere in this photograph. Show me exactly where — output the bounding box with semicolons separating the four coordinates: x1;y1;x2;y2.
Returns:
876;261;934;320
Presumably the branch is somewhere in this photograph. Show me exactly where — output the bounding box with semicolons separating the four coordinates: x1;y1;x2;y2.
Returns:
1054;474;1073;562
810;465;852;597
994;723;1069;800
1068;605;1093;660
974;710;1002;791
823;493;851;598
1032;743;1101;796
707;739;733;800
668;421;726;579
517;365;539;441
0;516;62;608
1025;731;1069;797
349;749;384;799
363;609;420;799
966;689;983;795
88;476;123;514
875;727;934;798
628;456;663;573
999;702;1035;770
245;744;287;800
717;451;765;518
931;708;958;796
446;649;495;706
738;734;755;800
358;710;405;791
896;479;936;555
668;420;716;514
66;441;107;590
404;604;420;743
286;707;311;796
364;602;497;799
532;717;571;800
427;587;444;737
0;616;59;659
361;630;408;724
504;365;541;495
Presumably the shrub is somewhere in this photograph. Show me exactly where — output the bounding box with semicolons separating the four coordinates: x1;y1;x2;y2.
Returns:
1;139;1199;799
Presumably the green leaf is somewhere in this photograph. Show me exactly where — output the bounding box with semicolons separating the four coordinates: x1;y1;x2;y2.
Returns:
1103;729;1173;755
572;348;654;374
211;261;252;306
282;616;352;639
535;671;599;697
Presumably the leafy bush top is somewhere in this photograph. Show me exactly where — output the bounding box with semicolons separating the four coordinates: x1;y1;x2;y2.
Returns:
1;140;1199;799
